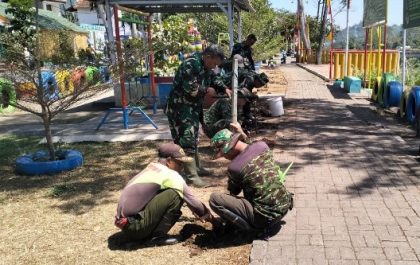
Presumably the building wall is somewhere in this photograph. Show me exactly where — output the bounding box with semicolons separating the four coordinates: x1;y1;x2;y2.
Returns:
77;9;102;25
39;30;88;59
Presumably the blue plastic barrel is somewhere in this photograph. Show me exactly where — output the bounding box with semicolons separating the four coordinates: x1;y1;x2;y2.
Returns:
158;83;173;107
137;76;150;85
383;81;403;108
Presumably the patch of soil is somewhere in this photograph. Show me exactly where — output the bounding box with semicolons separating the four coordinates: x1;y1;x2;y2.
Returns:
257;68;288;95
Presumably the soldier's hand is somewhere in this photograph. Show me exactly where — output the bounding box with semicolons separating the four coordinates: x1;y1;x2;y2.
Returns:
230;122;248;141
225;88;232;98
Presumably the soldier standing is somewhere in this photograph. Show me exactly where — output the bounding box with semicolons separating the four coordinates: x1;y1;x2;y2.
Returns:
166;44;224;187
231;34;257;70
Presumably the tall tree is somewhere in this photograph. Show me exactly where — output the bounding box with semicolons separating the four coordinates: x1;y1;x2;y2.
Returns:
297;0;311;51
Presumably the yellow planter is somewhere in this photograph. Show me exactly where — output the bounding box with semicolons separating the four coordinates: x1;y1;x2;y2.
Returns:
55;70;74;96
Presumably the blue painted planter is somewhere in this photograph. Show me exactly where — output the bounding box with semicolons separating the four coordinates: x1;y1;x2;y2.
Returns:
16;149;83;175
383;81;403;108
41;71;59;101
406;86;420;124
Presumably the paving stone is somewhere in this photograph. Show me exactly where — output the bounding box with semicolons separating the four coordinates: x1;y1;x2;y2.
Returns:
253;65;420;265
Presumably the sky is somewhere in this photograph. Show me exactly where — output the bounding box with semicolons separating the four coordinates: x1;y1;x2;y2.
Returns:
270;0;403;28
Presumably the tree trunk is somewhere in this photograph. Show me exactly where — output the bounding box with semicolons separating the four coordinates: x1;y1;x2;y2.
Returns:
316;0;328;64
297;0;311;50
42;113;56;161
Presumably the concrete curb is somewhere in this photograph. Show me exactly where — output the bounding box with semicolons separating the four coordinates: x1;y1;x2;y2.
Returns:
296;63;331;82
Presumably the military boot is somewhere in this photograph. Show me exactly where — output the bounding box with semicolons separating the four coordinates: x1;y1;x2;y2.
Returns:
195;153;213;176
147;208;182;246
183;159;208;188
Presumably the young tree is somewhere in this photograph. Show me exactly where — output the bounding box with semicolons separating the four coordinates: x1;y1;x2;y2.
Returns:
0;1;109;160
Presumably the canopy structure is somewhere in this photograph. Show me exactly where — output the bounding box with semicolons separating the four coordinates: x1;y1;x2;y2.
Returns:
101;0;254;48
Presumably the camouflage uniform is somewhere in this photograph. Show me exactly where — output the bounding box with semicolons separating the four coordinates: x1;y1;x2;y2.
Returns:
227;147;293;221
212;65;255;93
166;53;213;155
210;132;293;235
231;42;255;70
203;98;232;138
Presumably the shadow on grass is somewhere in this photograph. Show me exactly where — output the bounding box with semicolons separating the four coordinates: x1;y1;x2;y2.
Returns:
0;139;161;215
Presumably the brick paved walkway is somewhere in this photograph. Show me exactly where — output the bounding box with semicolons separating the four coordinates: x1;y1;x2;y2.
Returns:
250;64;420;265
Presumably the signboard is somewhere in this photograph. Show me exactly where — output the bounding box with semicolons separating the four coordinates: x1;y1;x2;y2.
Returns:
404;0;420;29
363;0;386;27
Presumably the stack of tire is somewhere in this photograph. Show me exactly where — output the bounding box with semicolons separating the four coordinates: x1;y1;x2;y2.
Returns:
377;73;396;106
41;70;59;101
71;66;86;90
55;69;74;97
85;66;100;85
99;66;110;82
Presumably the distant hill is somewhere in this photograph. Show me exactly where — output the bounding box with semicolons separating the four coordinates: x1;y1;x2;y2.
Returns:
333;22;420;50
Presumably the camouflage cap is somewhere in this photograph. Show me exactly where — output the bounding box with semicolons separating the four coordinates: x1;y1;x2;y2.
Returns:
210;129;241;154
158;143;193;162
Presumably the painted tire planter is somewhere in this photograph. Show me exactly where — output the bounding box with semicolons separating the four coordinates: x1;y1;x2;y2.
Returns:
55;70;74;97
99;66;110;82
371;76;382;102
406;86;420;124
17;82;36;98
0;78;16;113
16;149;83;175
383;81;403;108
41;71;59;101
85;66;100;85
399;88;412;118
378;73;395;105
72;67;86;89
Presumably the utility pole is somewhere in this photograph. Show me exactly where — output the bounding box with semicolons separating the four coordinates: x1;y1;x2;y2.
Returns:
344;0;350;77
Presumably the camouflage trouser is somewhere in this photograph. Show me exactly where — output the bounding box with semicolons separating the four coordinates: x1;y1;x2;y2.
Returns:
203;98;232;138
166;103;200;155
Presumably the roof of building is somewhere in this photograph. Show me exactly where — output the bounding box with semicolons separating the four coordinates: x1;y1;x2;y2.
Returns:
0;2;88;33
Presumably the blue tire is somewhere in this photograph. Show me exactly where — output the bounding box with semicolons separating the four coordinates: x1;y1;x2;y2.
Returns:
384;81;403;108
406;86;420;124
41;71;59;101
16;149;83;175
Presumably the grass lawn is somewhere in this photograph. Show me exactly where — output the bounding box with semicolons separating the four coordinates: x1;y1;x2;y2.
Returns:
0;135;250;265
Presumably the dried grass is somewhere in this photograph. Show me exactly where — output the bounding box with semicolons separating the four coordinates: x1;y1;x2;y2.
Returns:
0;140;249;265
